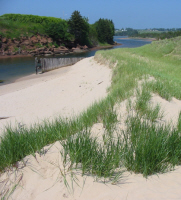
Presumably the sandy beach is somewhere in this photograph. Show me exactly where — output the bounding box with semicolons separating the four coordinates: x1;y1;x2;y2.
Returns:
1;56;181;200
0;57;111;135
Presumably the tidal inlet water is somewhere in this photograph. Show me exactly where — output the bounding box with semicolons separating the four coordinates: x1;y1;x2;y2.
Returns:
0;36;151;85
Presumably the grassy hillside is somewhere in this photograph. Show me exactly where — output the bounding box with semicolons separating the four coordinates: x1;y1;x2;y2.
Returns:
2;14;63;24
0;15;47;39
0;13;116;56
1;37;181;182
98;36;181;100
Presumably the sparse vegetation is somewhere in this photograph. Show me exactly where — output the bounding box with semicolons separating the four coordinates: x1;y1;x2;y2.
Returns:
1;37;181;181
60;130;122;182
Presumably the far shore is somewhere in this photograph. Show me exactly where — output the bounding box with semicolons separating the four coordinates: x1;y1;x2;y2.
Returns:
90;42;122;51
118;37;157;41
0;43;122;59
0;54;33;59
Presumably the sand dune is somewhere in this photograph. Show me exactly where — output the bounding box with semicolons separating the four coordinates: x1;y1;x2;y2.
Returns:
1;56;181;200
1;138;181;200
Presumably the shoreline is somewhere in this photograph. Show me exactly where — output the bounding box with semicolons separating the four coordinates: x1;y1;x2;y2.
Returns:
0;65;72;95
118;37;156;41
0;56;112;131
0;43;122;59
129;37;157;41
0;54;33;59
0;42;121;86
91;42;122;51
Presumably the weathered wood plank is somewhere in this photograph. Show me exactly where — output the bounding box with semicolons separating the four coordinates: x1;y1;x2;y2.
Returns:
37;57;84;73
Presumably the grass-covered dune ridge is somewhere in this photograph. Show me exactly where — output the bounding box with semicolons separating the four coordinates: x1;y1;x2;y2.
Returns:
97;36;181;101
92;37;181;177
1;37;181;183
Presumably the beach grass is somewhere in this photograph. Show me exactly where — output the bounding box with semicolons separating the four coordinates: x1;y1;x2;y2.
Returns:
134;83;164;122
123;115;180;176
0;97;117;173
1;36;181;180
60;130;123;182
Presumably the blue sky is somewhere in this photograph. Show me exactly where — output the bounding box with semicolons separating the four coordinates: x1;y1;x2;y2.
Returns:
0;0;180;29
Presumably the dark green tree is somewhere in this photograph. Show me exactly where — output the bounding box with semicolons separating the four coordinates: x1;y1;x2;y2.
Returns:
44;21;72;42
89;24;99;46
68;10;89;45
95;18;115;44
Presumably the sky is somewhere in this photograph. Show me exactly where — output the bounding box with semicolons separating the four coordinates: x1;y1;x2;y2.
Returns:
0;0;181;29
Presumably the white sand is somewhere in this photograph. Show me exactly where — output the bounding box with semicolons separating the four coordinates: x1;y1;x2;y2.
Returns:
1;57;181;199
1;139;181;200
0;57;111;135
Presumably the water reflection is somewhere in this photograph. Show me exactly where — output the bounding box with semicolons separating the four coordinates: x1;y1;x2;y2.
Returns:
0;37;151;85
113;36;151;48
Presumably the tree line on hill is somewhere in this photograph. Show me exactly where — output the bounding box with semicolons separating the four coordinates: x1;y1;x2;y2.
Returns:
115;28;181;40
0;11;115;48
136;31;181;40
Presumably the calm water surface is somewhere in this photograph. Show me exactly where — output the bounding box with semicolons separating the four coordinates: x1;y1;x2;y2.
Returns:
0;36;151;85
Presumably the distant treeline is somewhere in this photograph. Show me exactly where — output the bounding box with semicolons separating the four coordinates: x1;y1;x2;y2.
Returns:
115;28;139;37
151;28;181;32
115;28;181;40
0;12;115;47
136;31;181;40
